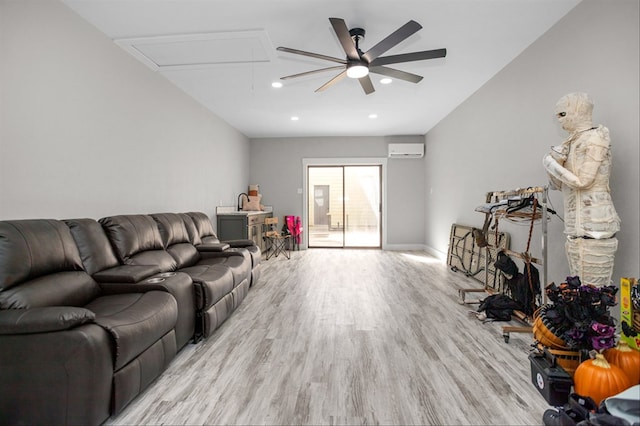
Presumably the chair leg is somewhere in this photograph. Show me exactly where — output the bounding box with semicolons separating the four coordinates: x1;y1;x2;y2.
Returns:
266;236;290;260
282;237;290;259
265;237;276;260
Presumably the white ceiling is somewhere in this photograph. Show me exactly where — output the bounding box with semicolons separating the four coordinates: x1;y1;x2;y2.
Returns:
62;0;580;139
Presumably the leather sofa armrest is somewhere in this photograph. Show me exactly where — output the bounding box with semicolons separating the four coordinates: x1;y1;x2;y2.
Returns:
196;242;230;252
0;307;95;335
93;265;161;283
98;271;193;295
223;239;256;248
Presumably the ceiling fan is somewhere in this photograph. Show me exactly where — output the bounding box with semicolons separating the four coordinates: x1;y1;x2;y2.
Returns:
277;17;447;95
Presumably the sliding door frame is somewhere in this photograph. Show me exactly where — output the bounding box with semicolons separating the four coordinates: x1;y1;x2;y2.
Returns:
302;157;388;250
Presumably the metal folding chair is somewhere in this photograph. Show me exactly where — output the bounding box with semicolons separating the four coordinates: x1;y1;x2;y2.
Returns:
263;217;291;260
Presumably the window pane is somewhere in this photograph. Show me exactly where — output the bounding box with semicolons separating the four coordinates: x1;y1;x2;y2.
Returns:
308;167;343;247
344;166;380;247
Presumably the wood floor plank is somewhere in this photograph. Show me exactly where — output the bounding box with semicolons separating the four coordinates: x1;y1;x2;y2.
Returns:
105;249;550;425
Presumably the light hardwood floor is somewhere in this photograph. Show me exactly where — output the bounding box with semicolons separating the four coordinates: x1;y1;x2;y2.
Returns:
106;249;550;425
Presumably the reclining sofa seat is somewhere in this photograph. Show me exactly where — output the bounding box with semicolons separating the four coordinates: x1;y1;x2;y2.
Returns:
64;218;196;349
184;211;261;286
99;214;249;339
152;213;253;327
0;219;178;425
151;213;252;288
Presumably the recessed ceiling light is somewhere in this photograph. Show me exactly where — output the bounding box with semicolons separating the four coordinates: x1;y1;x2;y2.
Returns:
369;114;378;119
272;81;283;88
380;78;392;85
291;116;299;121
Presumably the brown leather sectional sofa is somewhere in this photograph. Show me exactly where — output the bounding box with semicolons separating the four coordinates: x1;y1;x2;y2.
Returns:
0;212;260;425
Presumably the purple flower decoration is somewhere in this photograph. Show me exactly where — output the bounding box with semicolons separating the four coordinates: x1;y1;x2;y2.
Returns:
591;322;615;337
566;328;585;341
591;335;616;351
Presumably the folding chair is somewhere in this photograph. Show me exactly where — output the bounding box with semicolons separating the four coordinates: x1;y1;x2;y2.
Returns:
263;217;291;260
285;215;302;251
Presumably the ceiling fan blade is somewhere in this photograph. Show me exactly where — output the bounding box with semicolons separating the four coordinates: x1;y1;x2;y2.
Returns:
277;46;347;64
369;66;423;84
329;17;359;60
370;48;447;67
362;20;422;63
315;70;347;92
359;75;375;95
280;66;345;80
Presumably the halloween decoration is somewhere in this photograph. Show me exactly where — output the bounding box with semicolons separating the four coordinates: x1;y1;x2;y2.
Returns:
543;93;620;287
605;340;640;385
573;353;631;405
541;276;618;352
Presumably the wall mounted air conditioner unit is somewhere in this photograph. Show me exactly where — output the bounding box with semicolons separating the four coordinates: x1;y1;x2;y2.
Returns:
388;143;424;158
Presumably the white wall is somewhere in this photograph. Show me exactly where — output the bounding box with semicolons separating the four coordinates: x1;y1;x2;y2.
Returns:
249;135;426;249
0;0;250;220
424;0;639;284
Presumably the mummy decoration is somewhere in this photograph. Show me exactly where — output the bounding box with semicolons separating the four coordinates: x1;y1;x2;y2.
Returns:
543;93;620;286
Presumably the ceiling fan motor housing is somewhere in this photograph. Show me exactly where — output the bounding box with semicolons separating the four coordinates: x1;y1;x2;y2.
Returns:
349;27;366;42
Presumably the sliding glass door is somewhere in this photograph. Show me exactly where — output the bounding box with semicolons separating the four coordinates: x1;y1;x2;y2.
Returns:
307;165;381;248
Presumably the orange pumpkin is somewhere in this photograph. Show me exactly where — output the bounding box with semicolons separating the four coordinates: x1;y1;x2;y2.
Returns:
605;340;640;385
574;353;632;405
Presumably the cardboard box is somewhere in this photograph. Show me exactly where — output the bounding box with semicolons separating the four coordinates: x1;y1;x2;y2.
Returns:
620;277;640;350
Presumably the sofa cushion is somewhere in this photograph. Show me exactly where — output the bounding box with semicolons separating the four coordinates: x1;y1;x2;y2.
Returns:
127;250;177;271
186;212;219;242
240;245;261;269
99;215;165;263
179;265;234;309
179;213;201;245
0;271;101;309
0;220;84;291
64;218;120;275
150;213;190;247
86;291;177;371
198;253;251;288
167;243;200;269
151;213;200;267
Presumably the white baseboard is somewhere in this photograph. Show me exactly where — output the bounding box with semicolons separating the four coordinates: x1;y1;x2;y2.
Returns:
383;244;427;252
298;243;446;263
424;245;447;262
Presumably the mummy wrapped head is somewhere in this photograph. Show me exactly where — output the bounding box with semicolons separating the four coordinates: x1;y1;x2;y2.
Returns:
554;92;594;133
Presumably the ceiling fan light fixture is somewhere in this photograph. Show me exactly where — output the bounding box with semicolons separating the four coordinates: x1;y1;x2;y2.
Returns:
346;63;369;79
278;17;447;94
